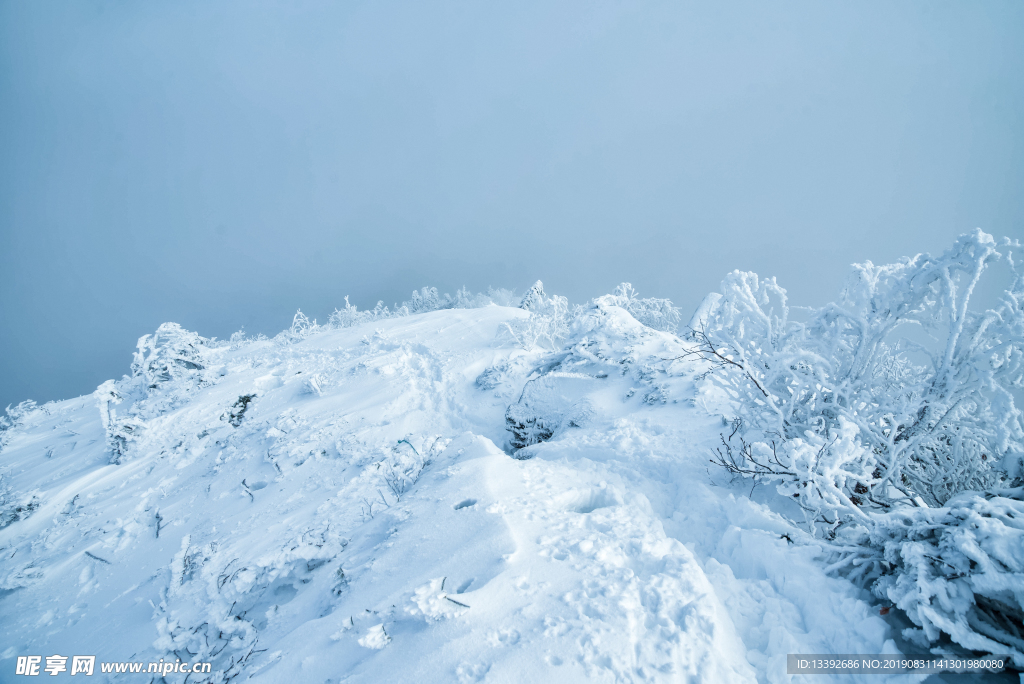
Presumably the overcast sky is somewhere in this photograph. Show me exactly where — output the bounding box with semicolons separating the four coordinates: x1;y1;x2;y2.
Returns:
1;0;1022;409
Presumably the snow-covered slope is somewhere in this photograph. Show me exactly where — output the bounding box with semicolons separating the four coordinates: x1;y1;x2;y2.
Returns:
1;301;929;682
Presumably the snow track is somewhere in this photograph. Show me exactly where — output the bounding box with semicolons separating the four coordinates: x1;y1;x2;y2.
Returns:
0;304;930;682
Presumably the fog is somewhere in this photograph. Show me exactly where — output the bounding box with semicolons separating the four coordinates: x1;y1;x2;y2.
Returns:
2;0;1022;409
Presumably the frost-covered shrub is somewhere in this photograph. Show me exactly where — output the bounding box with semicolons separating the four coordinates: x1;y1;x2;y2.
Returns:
132;323;213;394
224;394;256;428
0;474;41;530
695;230;1024;522
1;400;37;429
499;314;570;351
503;301;678;452
483;287;519;307
130;323;216;408
711;417;878;526
98;323;220;463
303;373;327;396
505;403;556;452
327;287;517;330
229;329;248;349
607;283;682;333
825;490;1024;667
276;309;320;343
228;329;267;348
497;281;680;351
694;232;1024;663
156;529;346;682
379;439;429;502
0;400;37;454
505;371;596;453
106;417;145;465
475;355;534;398
328;296;396;329
498;281;572;350
96;375;144;465
396;285;516;314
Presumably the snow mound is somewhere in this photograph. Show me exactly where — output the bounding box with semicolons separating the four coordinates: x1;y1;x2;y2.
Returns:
0;301;939;682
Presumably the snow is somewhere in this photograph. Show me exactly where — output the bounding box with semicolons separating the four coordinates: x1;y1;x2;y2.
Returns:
0;300;987;682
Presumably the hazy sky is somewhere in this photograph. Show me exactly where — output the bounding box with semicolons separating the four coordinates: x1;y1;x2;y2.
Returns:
2;0;1022;409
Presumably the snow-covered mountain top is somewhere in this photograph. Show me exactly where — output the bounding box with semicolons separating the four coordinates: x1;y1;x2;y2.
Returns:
0;295;1008;682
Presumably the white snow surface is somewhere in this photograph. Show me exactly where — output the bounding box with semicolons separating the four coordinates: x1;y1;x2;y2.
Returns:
0;302;929;683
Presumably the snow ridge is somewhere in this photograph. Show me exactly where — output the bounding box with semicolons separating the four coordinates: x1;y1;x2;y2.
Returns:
0;295;942;683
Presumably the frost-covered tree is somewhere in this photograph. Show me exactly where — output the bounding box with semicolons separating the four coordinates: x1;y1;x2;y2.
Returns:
692;230;1024;522
519;280;548;312
403;286;451;314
